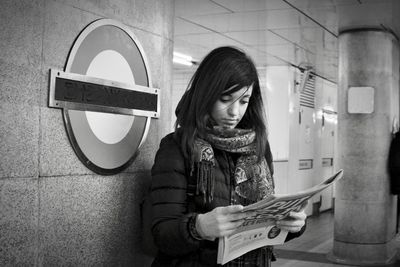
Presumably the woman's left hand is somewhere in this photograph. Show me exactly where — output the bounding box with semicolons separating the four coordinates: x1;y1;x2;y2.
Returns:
276;206;307;233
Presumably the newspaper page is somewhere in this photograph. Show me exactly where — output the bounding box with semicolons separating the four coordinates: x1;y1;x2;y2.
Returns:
217;217;288;265
217;169;343;264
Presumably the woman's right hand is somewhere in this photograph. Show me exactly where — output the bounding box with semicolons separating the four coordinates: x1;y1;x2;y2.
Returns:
195;205;255;241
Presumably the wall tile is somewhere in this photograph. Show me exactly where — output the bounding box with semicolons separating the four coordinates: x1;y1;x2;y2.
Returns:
161;38;175;135
0;178;39;266
130;0;164;36
0;61;40;178
42;0;101;69
133;30;164;89
0;0;44;69
39;106;91;176
50;0;168;38
1;0;174;266
38;173;151;265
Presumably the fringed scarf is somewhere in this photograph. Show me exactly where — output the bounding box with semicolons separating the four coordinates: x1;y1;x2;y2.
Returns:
191;126;274;204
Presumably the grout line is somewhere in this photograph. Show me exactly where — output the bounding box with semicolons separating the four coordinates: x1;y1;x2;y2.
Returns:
177;16;294;66
267;29;315;55
36;177;41;267
209;0;234;13
176;16;337;84
281;0;338;38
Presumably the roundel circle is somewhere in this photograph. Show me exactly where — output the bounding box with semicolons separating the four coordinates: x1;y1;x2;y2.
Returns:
64;19;152;175
85;50;135;144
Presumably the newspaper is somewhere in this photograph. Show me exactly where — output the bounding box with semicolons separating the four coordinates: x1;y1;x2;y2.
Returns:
217;169;343;264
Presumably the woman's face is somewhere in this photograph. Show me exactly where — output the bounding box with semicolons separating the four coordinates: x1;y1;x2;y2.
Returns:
210;85;253;129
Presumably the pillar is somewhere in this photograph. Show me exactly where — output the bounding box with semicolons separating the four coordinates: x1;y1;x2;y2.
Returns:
328;29;399;265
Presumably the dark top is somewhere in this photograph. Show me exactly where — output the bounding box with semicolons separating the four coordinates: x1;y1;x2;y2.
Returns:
150;132;304;266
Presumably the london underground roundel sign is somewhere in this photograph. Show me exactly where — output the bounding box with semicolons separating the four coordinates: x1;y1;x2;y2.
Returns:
49;19;159;175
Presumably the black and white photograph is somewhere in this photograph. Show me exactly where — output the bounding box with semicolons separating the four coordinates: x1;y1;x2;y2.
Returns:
1;0;400;266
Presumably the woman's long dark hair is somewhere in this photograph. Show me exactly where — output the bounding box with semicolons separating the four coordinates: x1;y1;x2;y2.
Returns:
175;46;268;161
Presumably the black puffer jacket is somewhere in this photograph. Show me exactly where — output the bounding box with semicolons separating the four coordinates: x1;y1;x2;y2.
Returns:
150;132;303;266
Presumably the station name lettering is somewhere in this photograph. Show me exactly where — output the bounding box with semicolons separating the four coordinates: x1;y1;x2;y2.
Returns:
55;78;157;111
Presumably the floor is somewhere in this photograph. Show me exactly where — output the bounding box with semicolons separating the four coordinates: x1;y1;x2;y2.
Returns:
273;210;400;267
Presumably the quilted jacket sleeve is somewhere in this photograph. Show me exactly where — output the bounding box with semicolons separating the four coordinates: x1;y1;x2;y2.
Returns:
150;133;202;256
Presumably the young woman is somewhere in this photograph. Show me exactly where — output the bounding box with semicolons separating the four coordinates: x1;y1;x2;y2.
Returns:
150;46;306;266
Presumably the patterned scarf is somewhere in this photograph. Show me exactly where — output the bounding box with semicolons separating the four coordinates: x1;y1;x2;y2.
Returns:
191;126;274;204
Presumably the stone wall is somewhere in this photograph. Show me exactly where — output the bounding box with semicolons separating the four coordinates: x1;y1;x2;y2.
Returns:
0;0;174;265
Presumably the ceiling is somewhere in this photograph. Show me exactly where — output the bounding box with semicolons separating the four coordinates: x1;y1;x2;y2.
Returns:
173;0;400;83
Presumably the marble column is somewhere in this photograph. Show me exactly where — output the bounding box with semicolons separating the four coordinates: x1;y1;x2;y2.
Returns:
328;29;399;265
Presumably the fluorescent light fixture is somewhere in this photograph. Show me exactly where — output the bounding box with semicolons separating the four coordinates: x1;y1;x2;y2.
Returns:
173;57;193;66
173;51;193;66
173;52;192;61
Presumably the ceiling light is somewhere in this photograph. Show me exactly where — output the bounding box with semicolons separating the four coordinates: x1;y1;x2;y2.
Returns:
173;52;192;61
173;51;193;66
173;57;193;66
